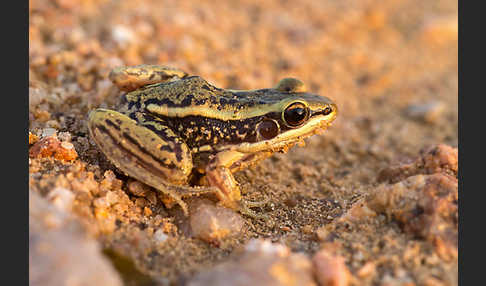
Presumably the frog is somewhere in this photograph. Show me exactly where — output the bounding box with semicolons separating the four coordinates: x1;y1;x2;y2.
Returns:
88;64;338;217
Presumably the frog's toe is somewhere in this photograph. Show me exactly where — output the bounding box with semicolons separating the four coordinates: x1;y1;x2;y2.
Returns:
238;192;271;220
239;202;270;220
174;185;222;198
242;193;271;208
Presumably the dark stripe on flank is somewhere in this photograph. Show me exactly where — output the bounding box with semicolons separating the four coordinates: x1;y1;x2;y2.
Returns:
127;98;141;110
93;124;177;179
121;131;177;170
137;113;185;162
104;119;121;131
122;126;175;157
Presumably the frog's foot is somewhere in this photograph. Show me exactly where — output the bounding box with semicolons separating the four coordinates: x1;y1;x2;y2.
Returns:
158;184;222;215
174;184;223;199
205;163;272;219
239;200;270;220
238;191;271;220
243;192;271;208
174;184;271;220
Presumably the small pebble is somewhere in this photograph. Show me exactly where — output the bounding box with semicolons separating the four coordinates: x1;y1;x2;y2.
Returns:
404;101;445;123
316;227;329;241
105;191;119;205
60;141;74;150
57;131;72;142
42;213;64;229
46;187;75;212
127;180;151;197
143;207;152;216
29;86;48;107
146;191;158;205
313;249;351;286
189;199;245;243
420;16;458;47
29;135;78;161
30;191;123;286
367;173;457;261
188;239;314;286
377;144;457;183
93;197;110;209
153;229;168;244
244;239;289;256
135;197;148;208
41;128;57;138
301;225;314;235
111;25;136;46
357;262;376;278
29;132;39;145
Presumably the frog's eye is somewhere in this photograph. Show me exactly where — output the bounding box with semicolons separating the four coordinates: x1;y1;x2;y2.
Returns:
283;102;309;127
274;78;307;93
257;119;280;140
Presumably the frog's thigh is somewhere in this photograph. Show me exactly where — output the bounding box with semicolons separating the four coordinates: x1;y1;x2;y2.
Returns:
89;108;196;204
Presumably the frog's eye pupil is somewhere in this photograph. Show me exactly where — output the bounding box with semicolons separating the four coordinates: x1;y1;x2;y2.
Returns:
283;102;309;127
323;107;332;115
258;119;279;140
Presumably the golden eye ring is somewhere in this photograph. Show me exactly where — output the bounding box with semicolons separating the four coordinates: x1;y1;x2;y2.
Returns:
282;101;309;128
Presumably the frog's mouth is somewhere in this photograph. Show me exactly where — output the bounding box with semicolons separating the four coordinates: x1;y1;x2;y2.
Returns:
229;105;337;154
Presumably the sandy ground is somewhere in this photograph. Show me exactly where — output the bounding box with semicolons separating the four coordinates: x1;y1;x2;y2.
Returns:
29;0;458;285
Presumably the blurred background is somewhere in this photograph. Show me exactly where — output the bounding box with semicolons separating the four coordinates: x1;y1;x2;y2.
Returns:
29;0;458;285
29;0;457;134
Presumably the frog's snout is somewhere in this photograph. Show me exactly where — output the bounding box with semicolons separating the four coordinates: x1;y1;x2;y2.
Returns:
330;103;338;119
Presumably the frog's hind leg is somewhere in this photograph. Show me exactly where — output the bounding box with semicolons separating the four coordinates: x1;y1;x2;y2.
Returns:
109;65;188;92
88;108;204;215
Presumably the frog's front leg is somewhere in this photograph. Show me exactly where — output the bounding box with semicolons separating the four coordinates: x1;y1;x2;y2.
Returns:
204;150;244;210
205;151;269;219
88;109;215;215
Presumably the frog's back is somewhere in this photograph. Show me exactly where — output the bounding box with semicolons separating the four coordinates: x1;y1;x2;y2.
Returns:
122;76;275;112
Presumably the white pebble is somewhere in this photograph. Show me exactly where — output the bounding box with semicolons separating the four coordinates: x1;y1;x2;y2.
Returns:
42;128;57;138
105;191;119;205
153;229;168;243
405;101;445;123
60;142;74;150
245;239;289;256
57;132;72;142
112;25;136;46
47;187;75;212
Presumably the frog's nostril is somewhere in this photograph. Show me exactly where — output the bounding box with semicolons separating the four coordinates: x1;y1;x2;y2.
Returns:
322;107;332;115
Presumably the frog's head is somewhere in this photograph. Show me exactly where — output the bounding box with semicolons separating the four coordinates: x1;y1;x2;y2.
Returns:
232;78;338;153
273;77;337;129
